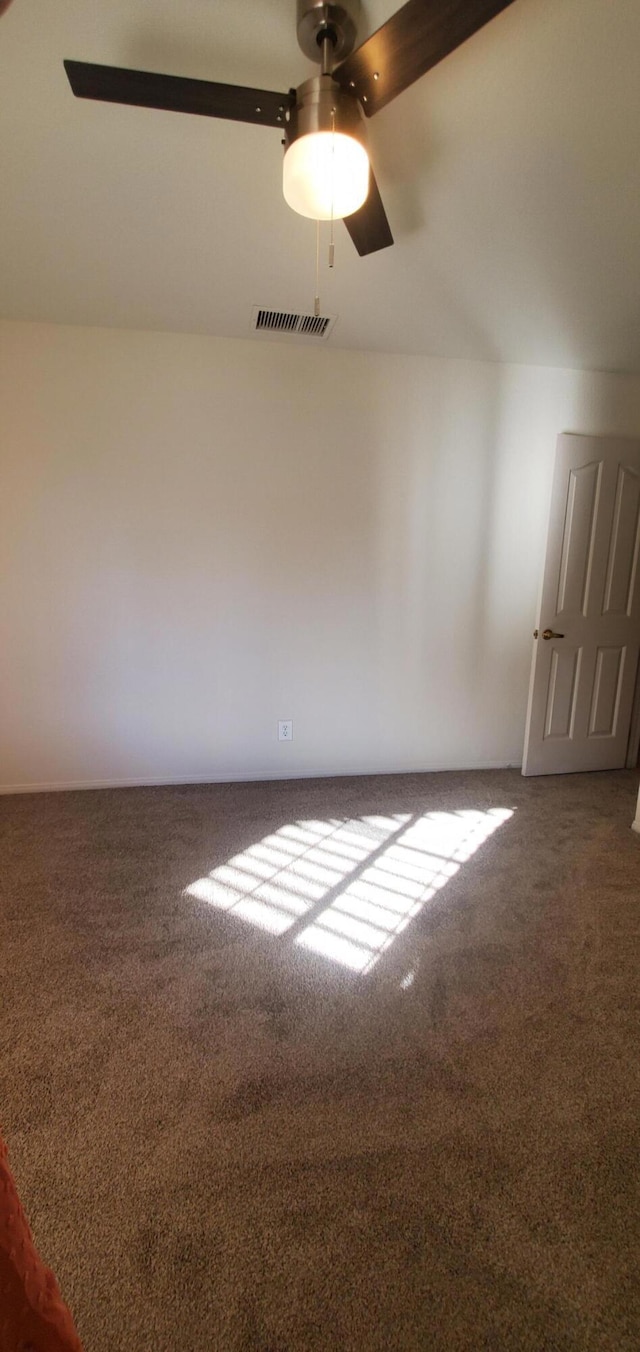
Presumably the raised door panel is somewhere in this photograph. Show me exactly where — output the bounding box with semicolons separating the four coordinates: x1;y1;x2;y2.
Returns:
602;465;640;618
543;647;582;741
587;646;626;738
556;461;602;618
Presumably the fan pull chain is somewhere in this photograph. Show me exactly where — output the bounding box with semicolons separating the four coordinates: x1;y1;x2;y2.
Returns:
329;109;335;268
314;218;320;318
313;87;338;315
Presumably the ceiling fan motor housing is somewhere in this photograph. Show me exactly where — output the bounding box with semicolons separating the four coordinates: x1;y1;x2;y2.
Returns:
296;0;360;64
284;73;365;152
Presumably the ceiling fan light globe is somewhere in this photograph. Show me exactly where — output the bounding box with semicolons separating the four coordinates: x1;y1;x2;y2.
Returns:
283;132;369;221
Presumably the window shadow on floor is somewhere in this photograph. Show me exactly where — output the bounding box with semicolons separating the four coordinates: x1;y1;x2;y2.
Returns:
184;805;514;974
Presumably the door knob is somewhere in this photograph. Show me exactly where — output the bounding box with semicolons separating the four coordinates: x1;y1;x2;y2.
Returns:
533;628;565;640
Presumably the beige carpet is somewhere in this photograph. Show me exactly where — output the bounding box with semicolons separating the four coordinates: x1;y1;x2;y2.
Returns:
1;768;639;1351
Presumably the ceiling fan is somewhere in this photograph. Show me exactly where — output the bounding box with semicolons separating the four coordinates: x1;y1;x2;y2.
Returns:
64;0;517;257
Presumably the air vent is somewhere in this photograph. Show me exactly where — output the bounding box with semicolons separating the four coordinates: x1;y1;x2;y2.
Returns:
250;306;337;342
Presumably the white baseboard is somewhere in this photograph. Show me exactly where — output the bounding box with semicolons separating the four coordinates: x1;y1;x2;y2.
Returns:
0;758;523;796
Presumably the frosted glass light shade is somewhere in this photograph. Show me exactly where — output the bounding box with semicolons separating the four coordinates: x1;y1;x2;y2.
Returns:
283;132;369;221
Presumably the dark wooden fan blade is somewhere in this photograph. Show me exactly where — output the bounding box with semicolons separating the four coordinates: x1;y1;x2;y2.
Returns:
343;169;393;256
63;61;293;129
334;0;518;115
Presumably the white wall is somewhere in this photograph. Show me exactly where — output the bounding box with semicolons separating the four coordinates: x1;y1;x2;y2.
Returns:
3;319;640;792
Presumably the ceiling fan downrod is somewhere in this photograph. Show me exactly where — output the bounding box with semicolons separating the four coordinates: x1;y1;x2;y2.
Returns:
319;27;336;77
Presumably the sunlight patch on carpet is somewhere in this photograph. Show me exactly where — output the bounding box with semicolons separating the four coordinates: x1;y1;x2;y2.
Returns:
185;808;513;973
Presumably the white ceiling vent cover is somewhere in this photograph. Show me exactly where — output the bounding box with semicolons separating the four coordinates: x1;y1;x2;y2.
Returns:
251;306;337;342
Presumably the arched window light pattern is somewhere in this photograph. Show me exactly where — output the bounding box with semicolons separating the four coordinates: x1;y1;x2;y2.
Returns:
185;808;514;974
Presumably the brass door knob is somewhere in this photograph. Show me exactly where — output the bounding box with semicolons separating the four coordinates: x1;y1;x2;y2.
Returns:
533;627;565;640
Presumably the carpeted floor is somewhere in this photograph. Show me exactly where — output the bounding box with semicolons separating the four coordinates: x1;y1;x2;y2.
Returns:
1;768;639;1351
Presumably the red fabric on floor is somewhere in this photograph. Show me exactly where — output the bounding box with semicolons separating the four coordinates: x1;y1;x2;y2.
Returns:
0;1133;83;1352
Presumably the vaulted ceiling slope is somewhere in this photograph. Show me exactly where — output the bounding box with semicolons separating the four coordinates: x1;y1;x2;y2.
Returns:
1;0;640;371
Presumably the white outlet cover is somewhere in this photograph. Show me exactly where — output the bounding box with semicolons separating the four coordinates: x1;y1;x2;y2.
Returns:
278;720;293;741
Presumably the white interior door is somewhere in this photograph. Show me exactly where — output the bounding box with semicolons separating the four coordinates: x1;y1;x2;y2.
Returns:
522;433;640;776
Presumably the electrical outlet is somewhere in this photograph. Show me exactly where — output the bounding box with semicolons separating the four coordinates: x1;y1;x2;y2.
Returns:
278;720;293;742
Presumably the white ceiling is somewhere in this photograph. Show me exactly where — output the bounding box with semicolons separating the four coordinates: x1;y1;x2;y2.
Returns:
2;0;640;371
